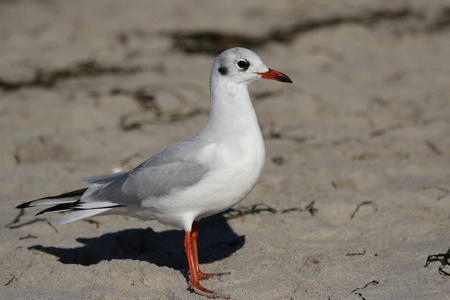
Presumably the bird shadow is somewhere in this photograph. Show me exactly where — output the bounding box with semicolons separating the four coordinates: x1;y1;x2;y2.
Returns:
28;215;245;280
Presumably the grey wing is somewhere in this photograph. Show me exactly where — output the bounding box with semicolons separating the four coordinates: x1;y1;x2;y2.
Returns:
80;142;209;206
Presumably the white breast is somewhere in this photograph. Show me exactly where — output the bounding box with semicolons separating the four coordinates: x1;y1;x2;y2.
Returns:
145;133;265;230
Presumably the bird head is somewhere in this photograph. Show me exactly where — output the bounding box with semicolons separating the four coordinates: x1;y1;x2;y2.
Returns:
211;47;292;86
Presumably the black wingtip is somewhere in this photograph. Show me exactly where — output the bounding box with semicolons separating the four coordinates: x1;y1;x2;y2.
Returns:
16;202;32;209
39;188;88;200
35;202;79;215
15;188;88;210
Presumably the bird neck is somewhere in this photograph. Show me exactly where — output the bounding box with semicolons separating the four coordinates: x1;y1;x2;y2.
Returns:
203;80;261;141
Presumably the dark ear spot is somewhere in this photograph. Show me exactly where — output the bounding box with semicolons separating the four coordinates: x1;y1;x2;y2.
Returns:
218;66;228;75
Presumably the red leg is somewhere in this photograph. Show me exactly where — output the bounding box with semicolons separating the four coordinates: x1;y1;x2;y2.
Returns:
191;221;230;281
184;223;229;299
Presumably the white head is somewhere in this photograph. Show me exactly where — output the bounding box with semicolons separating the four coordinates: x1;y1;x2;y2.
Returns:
210;47;292;87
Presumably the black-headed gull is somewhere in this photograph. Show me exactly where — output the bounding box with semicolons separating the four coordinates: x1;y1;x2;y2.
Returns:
17;47;292;298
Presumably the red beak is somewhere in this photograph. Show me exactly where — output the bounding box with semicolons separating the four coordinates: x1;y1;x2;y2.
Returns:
256;68;292;83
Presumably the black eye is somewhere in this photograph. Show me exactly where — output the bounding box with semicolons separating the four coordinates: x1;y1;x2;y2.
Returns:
237;60;249;70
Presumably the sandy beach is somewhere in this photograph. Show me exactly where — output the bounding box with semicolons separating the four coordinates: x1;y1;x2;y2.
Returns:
1;1;449;299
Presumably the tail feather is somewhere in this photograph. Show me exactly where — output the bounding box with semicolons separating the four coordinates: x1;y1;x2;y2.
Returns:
57;208;114;225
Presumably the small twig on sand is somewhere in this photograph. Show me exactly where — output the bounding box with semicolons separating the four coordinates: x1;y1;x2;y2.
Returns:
4;209;25;228
350;201;378;219
425;247;450;276
7;218;58;233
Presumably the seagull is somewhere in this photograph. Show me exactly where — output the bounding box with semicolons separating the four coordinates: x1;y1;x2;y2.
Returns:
16;47;292;299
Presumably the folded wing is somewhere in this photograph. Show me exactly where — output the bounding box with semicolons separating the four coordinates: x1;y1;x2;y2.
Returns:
16;140;210;224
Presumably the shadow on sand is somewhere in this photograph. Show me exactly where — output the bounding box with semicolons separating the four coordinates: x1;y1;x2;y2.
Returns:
28;215;245;277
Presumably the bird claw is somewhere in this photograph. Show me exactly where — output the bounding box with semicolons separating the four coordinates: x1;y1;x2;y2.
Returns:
197;271;231;281
190;282;230;299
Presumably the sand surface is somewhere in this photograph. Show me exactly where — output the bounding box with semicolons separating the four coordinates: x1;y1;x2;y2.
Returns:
1;1;450;299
